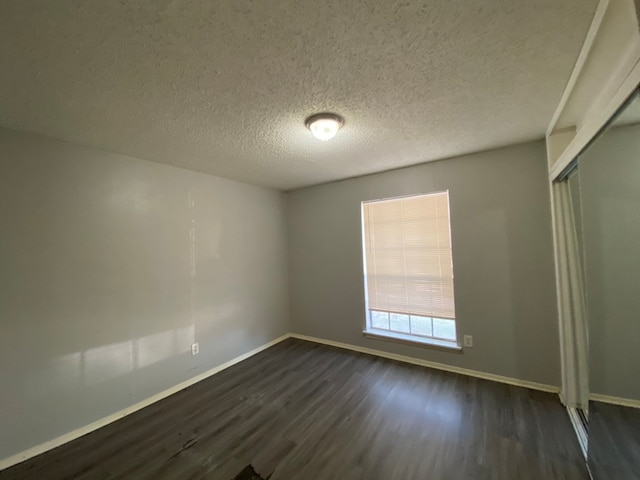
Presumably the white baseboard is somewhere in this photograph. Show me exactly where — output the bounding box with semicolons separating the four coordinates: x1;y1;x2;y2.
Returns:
0;334;291;472
591;393;640;409
290;333;560;393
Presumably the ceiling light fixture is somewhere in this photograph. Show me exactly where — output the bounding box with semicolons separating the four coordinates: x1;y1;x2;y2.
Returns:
305;113;344;141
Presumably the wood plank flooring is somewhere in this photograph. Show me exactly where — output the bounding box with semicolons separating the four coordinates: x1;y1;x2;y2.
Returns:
0;338;588;480
589;400;640;479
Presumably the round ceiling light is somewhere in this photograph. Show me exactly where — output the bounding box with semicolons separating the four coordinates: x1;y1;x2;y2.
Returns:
305;113;344;141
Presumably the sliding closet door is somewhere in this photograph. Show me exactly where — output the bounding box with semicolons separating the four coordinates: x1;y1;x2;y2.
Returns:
578;93;640;479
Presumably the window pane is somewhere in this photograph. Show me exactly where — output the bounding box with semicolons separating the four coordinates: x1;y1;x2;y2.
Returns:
432;318;456;341
389;313;410;333
371;310;389;330
410;315;432;336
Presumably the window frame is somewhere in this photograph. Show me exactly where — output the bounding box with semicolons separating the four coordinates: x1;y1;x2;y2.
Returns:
360;191;461;351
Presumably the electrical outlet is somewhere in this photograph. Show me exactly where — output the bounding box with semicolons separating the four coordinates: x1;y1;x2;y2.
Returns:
463;335;473;348
191;343;199;355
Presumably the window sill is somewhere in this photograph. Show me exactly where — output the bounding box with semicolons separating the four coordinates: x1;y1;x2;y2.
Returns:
363;329;463;352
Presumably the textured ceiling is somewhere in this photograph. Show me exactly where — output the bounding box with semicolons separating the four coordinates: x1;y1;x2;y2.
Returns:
0;1;597;190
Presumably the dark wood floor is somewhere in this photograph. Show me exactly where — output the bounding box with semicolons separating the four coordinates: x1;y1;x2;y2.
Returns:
1;338;588;480
589;400;640;480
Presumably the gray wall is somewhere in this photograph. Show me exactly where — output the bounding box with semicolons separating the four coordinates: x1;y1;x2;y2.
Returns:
0;128;289;460
579;123;640;400
287;141;560;386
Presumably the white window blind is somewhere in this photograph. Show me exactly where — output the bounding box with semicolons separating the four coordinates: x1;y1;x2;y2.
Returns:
362;192;456;321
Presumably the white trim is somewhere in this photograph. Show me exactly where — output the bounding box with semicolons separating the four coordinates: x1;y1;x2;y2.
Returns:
362;329;462;352
0;334;291;472
549;56;640;180
546;0;640;177
546;0;610;137
548;181;565;401
567;407;588;459
290;333;560;393
591;393;640;409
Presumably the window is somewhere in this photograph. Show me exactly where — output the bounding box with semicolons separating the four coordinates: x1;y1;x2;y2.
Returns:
361;191;458;348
